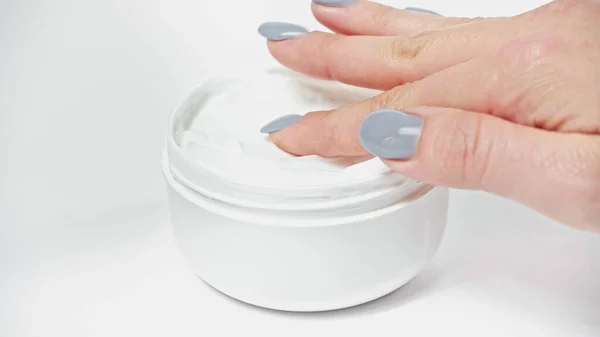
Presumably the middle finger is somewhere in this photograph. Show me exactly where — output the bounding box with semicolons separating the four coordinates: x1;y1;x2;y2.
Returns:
311;0;471;36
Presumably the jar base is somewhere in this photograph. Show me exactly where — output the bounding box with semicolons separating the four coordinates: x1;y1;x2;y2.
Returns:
196;271;415;313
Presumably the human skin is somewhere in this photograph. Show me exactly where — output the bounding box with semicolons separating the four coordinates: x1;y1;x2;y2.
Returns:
259;0;600;232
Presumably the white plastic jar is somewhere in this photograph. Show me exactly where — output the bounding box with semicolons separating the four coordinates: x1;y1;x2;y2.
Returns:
162;68;449;312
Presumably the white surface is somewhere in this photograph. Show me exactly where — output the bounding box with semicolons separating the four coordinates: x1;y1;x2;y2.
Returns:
1;0;599;336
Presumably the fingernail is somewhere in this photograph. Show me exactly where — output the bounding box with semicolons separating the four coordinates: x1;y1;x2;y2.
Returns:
312;0;358;7
359;109;423;159
258;22;309;41
404;7;441;16
260;114;302;134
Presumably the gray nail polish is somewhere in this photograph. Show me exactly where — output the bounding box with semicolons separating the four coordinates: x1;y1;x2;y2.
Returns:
359;109;423;159
404;7;442;16
312;0;358;7
258;22;309;41
260;114;302;134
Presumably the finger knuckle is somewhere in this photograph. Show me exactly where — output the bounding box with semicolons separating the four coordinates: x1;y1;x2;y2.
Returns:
373;5;398;30
314;110;363;158
465;16;486;23
381;36;428;84
438;113;494;188
385;31;456;83
369;84;418;112
387;36;425;63
497;34;556;70
369;91;396;111
322;37;346;81
325;120;347;157
308;111;338;157
492;31;580;122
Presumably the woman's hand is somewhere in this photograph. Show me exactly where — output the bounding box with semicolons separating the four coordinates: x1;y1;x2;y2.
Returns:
258;0;600;232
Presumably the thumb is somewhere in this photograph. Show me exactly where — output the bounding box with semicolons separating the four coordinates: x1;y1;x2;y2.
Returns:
362;107;533;191
362;107;600;229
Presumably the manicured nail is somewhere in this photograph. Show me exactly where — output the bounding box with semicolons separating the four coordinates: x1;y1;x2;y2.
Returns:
312;0;358;7
404;7;441;16
260;114;302;134
258;22;309;41
358;109;423;159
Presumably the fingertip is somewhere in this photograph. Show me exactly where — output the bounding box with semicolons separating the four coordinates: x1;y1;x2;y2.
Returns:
311;0;365;36
268;109;343;157
403;7;442;16
265;38;309;76
267;122;292;141
267;130;289;152
310;4;336;28
260;114;302;135
266;38;294;55
265;31;336;74
269;124;310;157
310;1;349;15
312;0;361;9
381;158;434;183
264;114;309;156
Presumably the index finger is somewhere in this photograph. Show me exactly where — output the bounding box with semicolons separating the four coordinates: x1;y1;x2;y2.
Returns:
265;39;515;157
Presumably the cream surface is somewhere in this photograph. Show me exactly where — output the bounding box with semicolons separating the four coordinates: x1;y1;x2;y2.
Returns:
178;68;397;188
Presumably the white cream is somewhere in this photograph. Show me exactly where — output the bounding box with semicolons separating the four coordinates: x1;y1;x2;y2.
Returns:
178;67;398;189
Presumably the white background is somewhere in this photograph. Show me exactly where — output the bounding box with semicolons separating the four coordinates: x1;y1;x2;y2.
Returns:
1;0;599;336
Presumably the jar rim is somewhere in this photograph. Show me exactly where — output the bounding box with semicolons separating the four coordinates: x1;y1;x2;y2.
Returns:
165;69;429;211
